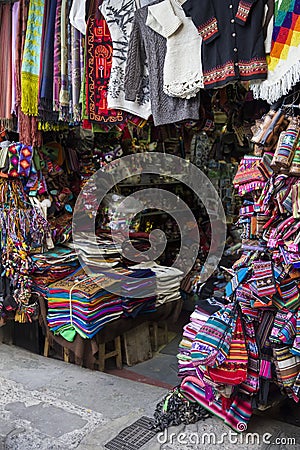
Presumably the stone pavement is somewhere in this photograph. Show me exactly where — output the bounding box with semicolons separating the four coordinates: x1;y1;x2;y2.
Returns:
0;344;299;450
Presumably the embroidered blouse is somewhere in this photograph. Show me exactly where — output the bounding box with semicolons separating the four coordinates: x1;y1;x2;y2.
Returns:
182;0;268;89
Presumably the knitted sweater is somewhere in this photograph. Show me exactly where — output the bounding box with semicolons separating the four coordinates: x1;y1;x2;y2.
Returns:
124;0;200;126
101;0;152;119
146;0;203;99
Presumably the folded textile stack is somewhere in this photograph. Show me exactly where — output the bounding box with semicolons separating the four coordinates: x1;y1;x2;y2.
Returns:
47;267;123;341
120;267;157;317
177;306;211;379
178;109;300;432
31;247;79;297
131;262;183;306
70;232;122;268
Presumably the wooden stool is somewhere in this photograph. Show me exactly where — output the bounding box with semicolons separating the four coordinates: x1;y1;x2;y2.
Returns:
43;336;70;363
97;336;122;372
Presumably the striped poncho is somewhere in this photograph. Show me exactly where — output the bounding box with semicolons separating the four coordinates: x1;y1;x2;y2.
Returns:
251;0;300;103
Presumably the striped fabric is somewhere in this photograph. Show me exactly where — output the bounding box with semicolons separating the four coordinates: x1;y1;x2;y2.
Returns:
180;376;252;432
191;303;238;368
239;320;260;395
225;268;249;298
207;315;248;385
293;371;300;400
291;310;300;357
277;279;300;311
273;346;300;390
270;309;296;345
292;183;300;219
290;136;300;176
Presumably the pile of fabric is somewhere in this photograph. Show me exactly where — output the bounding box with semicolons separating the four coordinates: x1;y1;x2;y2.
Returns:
120;267;157;317
31;246;79;298
47;267;123;341
71;232;122;269
130;262;183;307
177;106;300;431
177;305;212;379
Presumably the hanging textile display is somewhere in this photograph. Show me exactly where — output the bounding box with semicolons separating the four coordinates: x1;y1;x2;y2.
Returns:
0;177;50;321
177;105;300;432
124;1;201;126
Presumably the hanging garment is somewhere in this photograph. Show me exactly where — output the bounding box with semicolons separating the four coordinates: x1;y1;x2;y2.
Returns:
69;0;87;35
101;0;152;119
70;25;83;123
182;0;268;89
124;1;200;126
0;3;12;125
146;0;204;99
11;2;19;117
251;0;300;103
86;10;125;125
39;0;59;122
21;0;45;116
53;0;62;113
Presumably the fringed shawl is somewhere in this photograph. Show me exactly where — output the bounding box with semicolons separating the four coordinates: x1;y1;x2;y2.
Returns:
251;0;300;103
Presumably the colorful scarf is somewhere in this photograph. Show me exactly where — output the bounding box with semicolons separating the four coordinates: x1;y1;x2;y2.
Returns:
15;0;42;146
71;26;82;123
39;0;58;122
21;0;45;116
59;0;70;120
251;0;300;103
53;0;62;112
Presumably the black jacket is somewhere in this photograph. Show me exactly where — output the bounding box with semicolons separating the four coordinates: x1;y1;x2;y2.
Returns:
183;0;268;88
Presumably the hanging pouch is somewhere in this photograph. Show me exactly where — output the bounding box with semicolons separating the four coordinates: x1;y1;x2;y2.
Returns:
289;134;300;176
271;117;300;170
18;144;33;177
252;260;276;297
207;315;248;385
273;346;300;390
8;143;21;178
259;108;287;148
191;301;238;368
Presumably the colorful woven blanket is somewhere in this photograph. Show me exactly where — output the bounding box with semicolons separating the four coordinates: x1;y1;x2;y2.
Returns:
251;0;300;103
